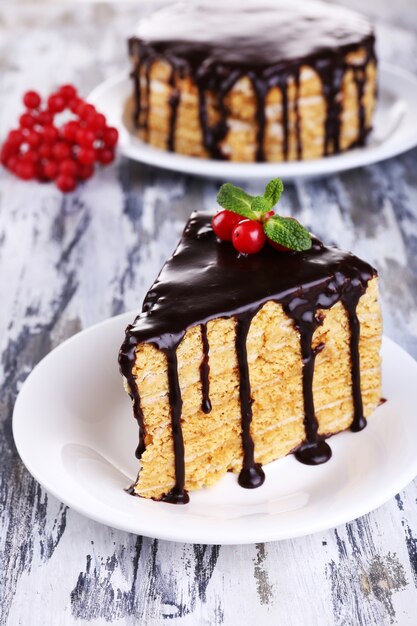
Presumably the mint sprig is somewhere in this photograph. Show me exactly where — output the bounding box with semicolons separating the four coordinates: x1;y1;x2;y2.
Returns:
263;178;284;207
216;183;255;219
217;177;284;220
250;195;271;215
264;216;312;251
216;176;311;253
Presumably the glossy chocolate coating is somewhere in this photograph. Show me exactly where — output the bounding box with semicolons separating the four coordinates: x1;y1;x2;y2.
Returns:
132;0;373;67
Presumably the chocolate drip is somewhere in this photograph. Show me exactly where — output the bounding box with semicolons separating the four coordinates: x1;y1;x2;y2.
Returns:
119;319;189;503
294;319;331;465
161;347;189;504
352;67;367;147
251;75;267;162
167;67;180;152
342;288;367;431
119;329;146;459
294;70;302;161
200;323;212;414
314;58;344;155
195;66;236;160
119;213;377;500
347;310;365;431
128;1;376;161
131;65;141;127
235;313;265;488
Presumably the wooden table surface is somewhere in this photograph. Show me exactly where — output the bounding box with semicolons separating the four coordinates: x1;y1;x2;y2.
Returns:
1;1;417;624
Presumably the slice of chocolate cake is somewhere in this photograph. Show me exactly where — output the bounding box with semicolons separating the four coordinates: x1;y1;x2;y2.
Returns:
119;184;382;504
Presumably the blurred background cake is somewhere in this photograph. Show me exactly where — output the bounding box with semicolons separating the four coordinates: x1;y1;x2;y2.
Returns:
128;0;377;162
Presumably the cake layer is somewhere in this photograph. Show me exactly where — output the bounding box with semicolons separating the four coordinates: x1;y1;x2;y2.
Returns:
131;285;381;499
128;0;377;162
119;212;382;503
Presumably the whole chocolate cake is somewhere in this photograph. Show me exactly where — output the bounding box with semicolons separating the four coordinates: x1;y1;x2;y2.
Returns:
128;0;377;162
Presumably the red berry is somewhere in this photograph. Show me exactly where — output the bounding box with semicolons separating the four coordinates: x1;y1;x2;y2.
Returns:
37;110;54;126
1;148;9;166
1;142;18;164
77;147;95;165
78;164;94;180
56;174;76;193
232;220;266;254
6;155;18;172
21;150;38;164
52;141;71;161
87;112;106;132
211;210;243;241
43;159;58;180
69;97;83;114
19;113;36;129
7;130;24;146
42;125;59;143
96;148;114;165
26;131;41;148
58;84;77;102
263;210;275;222
15;160;36;180
102;127;118;147
59;158;78;177
38;143;52;159
60;120;79;142
75;128;95;148
23;90;41;110
36;163;49;182
47;94;66;113
78;103;96;121
2;85;106;188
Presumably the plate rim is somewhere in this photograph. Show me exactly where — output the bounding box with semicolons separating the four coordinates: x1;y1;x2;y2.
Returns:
88;63;417;181
12;312;417;544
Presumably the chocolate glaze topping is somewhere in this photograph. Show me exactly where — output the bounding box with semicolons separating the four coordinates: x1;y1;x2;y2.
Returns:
119;212;377;503
128;0;376;161
200;323;212;414
235;313;266;489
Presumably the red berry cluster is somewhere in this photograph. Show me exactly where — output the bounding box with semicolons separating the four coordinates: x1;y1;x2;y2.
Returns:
0;85;118;193
212;209;282;254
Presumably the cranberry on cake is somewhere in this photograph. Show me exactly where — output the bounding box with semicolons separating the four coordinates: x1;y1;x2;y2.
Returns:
119;179;382;504
128;0;377;162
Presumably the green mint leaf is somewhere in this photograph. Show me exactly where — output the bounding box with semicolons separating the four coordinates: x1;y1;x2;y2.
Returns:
263;178;284;208
216;183;257;219
250;195;271;215
263;215;312;251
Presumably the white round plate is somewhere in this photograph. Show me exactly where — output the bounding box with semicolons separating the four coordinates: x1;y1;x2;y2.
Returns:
13;313;417;544
88;63;417;181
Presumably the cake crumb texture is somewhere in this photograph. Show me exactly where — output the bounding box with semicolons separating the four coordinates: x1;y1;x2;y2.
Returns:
128;277;382;500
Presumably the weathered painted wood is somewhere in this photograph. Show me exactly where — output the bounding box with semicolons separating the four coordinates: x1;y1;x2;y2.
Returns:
1;2;417;625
